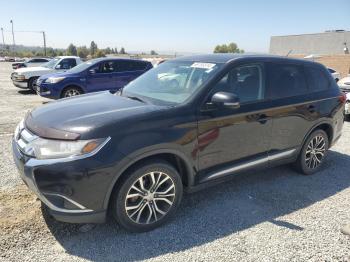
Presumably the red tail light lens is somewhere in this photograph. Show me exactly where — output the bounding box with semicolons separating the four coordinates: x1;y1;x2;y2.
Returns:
339;93;347;104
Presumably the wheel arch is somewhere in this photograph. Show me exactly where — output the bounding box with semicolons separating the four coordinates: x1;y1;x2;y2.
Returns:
301;121;334;150
103;149;196;210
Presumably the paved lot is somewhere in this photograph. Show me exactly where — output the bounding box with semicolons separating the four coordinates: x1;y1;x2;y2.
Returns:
0;62;350;261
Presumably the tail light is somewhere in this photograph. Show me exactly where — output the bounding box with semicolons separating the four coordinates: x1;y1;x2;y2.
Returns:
339;93;347;104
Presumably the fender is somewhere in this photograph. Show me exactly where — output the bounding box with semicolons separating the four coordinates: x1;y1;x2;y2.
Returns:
102;145;197;210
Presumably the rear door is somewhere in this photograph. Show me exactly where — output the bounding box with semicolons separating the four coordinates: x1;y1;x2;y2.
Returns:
113;60;150;90
265;62;318;159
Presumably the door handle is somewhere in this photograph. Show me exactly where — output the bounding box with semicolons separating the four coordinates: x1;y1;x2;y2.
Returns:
307;105;316;113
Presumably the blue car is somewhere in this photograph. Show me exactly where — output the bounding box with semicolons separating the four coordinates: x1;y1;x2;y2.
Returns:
36;58;153;99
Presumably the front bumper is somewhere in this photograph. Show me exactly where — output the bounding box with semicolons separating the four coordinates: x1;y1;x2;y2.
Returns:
12;80;28;89
35;80;58;99
12;137;110;223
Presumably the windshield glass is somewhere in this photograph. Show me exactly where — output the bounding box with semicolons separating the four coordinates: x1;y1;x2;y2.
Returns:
67;60;97;73
43;58;60;69
122;61;223;105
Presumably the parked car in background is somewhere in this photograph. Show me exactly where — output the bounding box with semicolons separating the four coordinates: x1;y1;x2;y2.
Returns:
338;76;350;118
11;56;82;90
12;54;345;232
36;58;152;99
12;57;51;70
328;67;340;82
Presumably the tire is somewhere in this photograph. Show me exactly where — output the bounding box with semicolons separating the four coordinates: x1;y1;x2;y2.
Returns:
28;77;38;91
294;129;329;175
111;160;183;232
61;87;82;98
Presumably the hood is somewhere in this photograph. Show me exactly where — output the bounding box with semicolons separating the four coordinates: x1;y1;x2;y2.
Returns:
26;92;164;140
15;66;52;74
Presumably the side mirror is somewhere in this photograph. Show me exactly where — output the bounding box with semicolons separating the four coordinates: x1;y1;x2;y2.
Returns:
211;91;240;109
55;64;61;69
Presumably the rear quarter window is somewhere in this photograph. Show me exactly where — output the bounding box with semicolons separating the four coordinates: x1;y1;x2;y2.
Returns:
266;63;308;99
305;66;330;92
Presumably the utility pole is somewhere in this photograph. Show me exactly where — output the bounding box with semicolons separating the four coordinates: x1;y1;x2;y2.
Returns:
10;20;15;56
42;31;46;56
1;28;4;46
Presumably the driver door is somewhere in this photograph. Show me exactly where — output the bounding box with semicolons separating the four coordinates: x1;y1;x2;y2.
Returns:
197;63;273;182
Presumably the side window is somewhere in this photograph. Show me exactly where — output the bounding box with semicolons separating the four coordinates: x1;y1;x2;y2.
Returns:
129;61;147;71
212;64;265;103
115;61;132;72
266;63;308;99
305;66;330;91
59;58;77;69
100;61;115;73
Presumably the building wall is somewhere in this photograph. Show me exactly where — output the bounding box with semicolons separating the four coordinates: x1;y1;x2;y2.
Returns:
270;31;350;55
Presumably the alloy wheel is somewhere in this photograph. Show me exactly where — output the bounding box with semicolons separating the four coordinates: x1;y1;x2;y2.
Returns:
64;89;80;97
305;135;326;169
125;171;176;224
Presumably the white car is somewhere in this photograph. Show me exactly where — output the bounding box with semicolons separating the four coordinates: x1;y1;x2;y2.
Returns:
338;76;350;118
328;68;341;82
11;56;82;90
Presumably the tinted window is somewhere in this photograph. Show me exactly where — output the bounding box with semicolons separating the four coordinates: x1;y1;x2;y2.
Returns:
266;63;308;99
328;68;335;73
305;66;330;91
212;64;265;103
114;60;148;72
37;58;49;62
100;61;115;73
59;58;77;69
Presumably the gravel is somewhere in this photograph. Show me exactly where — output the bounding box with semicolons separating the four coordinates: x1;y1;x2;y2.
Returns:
0;62;350;261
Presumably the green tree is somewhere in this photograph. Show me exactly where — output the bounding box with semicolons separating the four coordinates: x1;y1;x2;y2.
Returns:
95;49;105;58
114;47;118;54
66;43;77;56
105;47;112;54
77;46;89;58
119;47;126;54
214;42;243;53
90;41;98;56
150;50;158;55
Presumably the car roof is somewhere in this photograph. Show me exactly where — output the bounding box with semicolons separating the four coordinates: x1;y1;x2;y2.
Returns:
87;57;150;63
172;53;317;66
56;56;80;59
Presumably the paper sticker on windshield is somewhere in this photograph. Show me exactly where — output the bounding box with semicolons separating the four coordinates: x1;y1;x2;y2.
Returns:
190;62;216;69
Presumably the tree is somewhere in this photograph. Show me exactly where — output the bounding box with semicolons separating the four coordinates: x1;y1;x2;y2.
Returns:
213;42;243;53
77;46;89;58
67;43;77;56
95;49;105;58
90;41;98;56
114;47;118;54
105;47;112;54
119;47;126;54
150;50;158;55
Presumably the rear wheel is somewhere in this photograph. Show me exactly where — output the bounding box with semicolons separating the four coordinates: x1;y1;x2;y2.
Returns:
61;87;82;98
111;161;183;232
294;129;329;175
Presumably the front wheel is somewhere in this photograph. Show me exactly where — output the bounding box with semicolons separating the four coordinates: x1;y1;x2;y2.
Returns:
28;77;38;91
294;129;329;175
62;87;82;98
111;161;183;232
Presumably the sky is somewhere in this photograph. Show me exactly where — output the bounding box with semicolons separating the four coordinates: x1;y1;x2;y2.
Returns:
0;0;349;54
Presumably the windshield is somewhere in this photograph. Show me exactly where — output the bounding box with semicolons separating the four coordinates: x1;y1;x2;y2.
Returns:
43;58;60;69
67;60;97;73
121;61;223;105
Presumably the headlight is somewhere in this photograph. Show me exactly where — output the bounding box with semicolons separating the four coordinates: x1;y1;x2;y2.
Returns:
16;74;25;81
23;137;109;159
45;77;66;84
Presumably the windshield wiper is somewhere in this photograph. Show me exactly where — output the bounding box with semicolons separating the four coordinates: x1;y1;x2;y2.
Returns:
126;95;146;103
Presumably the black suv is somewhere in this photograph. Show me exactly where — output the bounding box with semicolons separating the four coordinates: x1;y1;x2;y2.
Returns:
12;54;345;232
